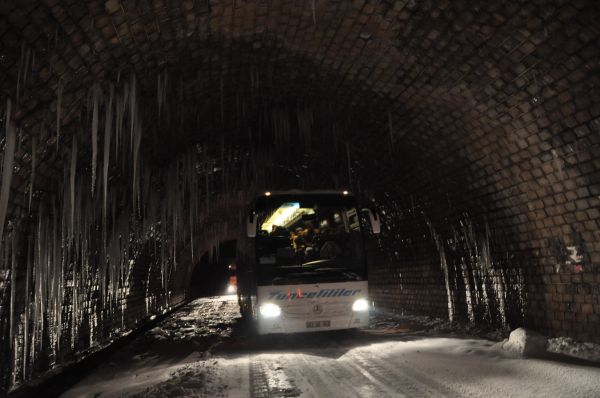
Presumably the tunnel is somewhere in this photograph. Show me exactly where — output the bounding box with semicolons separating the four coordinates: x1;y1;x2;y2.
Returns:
0;0;599;396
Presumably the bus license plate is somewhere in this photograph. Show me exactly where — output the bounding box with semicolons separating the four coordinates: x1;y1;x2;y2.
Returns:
306;320;330;328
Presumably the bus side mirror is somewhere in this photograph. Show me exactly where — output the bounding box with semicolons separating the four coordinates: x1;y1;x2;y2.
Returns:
247;214;257;238
362;208;381;234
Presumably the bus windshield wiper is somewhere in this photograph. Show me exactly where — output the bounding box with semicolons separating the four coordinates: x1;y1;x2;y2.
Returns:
300;259;334;267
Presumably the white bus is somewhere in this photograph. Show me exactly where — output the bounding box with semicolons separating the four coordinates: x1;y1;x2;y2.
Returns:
237;190;380;334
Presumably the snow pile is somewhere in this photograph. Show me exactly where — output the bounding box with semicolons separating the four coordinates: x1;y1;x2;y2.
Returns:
499;328;547;357
147;296;239;342
149;326;168;340
548;337;600;362
62;297;600;398
369;311;508;341
129;360;226;398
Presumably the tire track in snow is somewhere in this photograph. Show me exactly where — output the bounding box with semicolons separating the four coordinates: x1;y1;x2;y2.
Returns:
383;357;463;398
326;333;462;397
321;356;377;398
343;358;405;398
249;359;271;398
286;335;394;397
249;356;302;398
309;333;406;397
323;334;411;397
348;351;428;398
293;353;344;397
349;349;463;398
294;353;380;398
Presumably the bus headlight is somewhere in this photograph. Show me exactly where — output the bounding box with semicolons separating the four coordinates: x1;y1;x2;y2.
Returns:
259;303;281;318
352;299;369;312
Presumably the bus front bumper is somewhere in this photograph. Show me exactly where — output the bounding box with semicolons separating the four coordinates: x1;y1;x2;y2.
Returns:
257;310;369;335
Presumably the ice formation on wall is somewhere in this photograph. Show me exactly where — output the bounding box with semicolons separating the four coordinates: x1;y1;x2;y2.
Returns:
56;80;63;150
91;84;100;196
0;75;237;389
427;220;455;322
0;69;359;391
28;136;35;212
371;194;525;328
430;213;525;327
0;99;16;246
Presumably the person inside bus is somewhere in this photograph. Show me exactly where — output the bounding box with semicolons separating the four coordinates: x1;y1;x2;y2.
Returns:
270;225;289;237
291;226;305;252
303;220;319;243
315;212;345;260
320;239;342;259
291;221;320;260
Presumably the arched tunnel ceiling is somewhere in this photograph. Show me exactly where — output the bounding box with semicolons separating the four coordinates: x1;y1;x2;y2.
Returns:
1;0;598;203
1;2;600;392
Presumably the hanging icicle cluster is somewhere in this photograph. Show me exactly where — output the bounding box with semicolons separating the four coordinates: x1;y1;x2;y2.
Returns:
0;99;16;246
0;62;374;392
0;72;269;390
0;75;153;387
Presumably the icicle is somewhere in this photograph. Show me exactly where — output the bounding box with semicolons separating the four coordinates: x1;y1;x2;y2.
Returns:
23;236;31;378
17;128;22;155
35;204;46;353
388;110;394;150
29;136;36;212
51;201;61;355
9;227;17;349
205;165;210;213
189;175;194;262
311;0;317;25
29;48;35;85
16;41;25;103
157;71;167;116
132;110;142;213
129;74;136;151
220;75;224;122
103;84;114;247
0;99;16;246
115;93;123;161
56;80;63;151
23;46;32;89
69;137;77;243
427;220;455;322
157;73;162;115
345;142;352;187
91;84;99;196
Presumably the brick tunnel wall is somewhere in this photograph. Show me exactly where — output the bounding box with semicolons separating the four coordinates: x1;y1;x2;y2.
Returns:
0;0;600;394
0;231;188;394
364;146;600;340
0;186;243;395
355;0;600;341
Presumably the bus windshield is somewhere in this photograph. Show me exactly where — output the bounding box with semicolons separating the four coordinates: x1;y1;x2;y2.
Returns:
255;200;367;285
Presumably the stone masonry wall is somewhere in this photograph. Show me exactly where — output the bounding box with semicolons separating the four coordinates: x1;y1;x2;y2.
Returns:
0;0;599;392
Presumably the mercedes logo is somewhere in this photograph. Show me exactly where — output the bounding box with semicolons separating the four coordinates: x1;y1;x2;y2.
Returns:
313;304;323;314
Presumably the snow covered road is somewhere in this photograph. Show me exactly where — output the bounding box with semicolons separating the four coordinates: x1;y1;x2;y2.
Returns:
62;296;600;398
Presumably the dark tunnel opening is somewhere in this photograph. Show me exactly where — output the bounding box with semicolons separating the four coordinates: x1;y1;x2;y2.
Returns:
0;0;599;395
189;240;237;299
